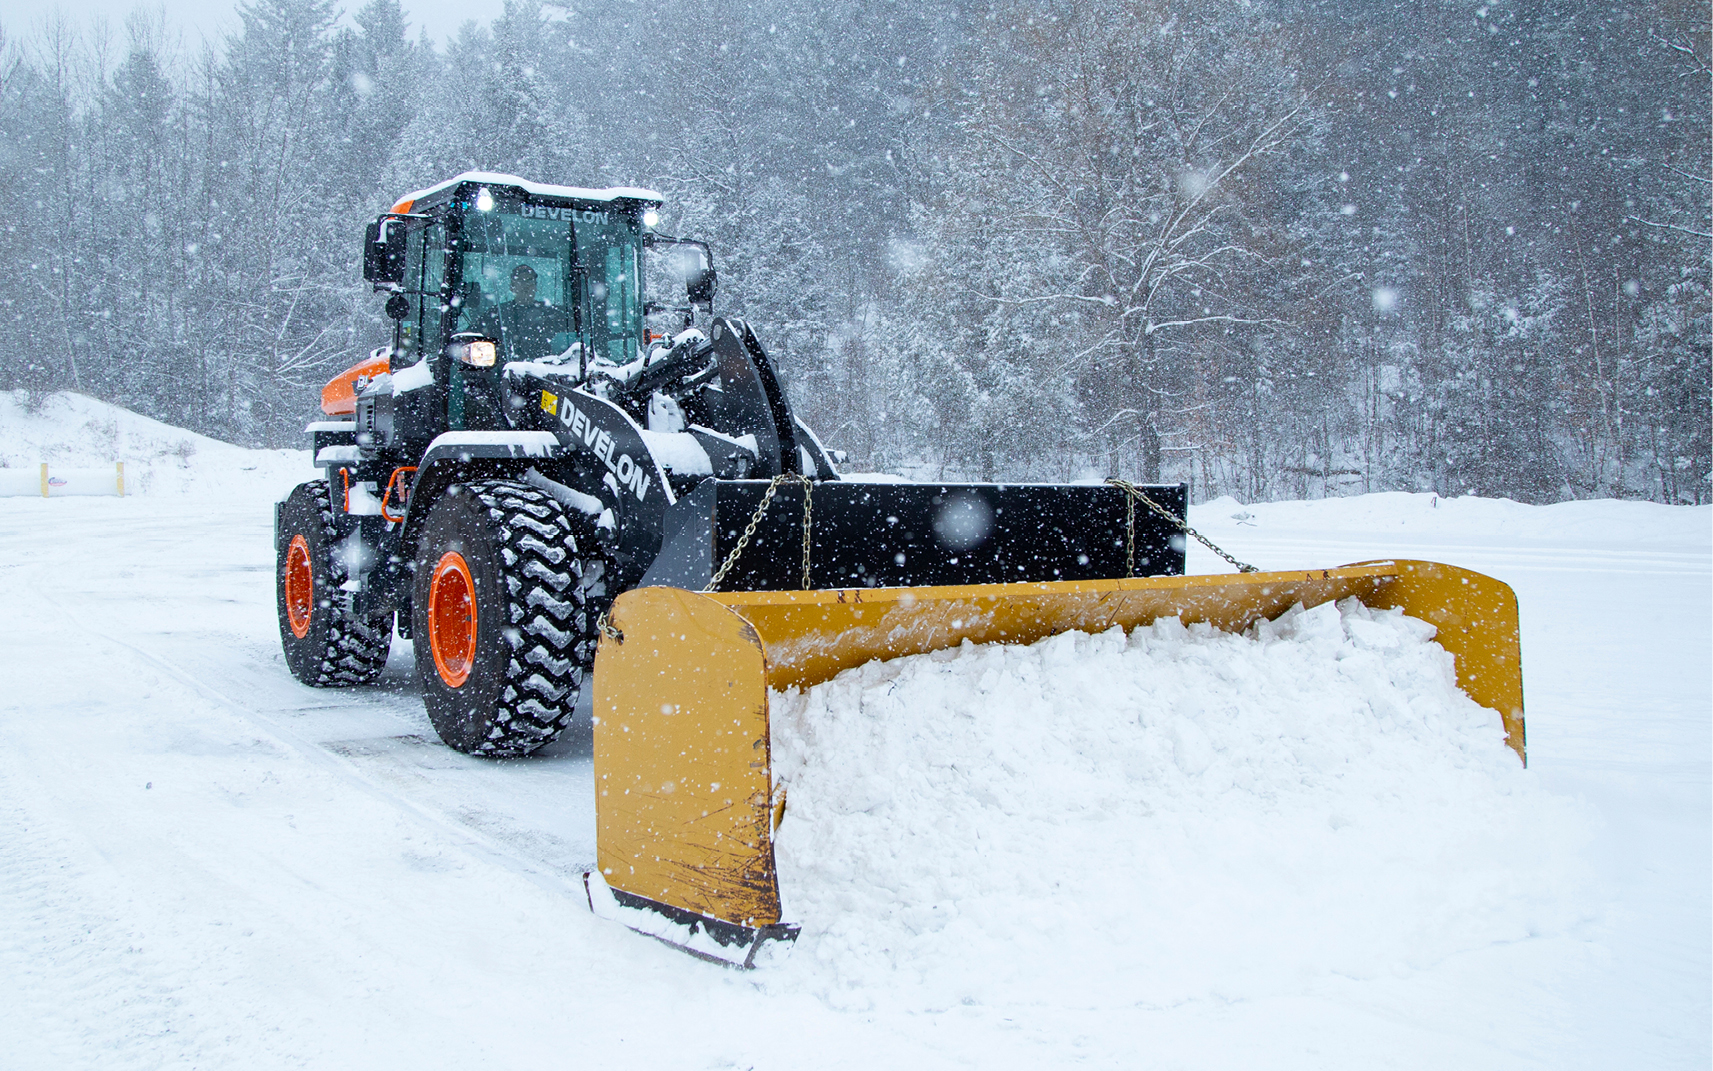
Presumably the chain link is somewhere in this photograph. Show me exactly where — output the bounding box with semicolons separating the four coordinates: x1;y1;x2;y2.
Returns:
1106;478;1259;574
596;611;623;643
704;473;814;592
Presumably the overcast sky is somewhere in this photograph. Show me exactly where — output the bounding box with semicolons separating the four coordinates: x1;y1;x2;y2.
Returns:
16;0;506;50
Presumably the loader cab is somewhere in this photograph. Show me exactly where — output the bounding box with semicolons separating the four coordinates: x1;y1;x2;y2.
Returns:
365;173;669;427
451;192;646;369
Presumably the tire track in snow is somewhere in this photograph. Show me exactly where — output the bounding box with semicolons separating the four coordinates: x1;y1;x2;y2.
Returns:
17;552;595;913
0;767;211;1069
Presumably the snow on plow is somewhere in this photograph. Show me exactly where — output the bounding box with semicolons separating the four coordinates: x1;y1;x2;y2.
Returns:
587;559;1524;967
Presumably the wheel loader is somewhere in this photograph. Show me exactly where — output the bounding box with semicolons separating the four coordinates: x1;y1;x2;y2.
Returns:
278;171;1527;968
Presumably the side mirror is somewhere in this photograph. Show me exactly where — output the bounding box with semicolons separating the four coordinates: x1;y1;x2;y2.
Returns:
364;218;407;285
686;267;717;308
385;292;410;320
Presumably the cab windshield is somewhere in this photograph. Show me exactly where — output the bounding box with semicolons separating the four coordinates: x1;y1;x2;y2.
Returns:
454;201;645;366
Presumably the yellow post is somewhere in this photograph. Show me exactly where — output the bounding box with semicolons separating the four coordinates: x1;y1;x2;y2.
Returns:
39;463;48;497
116;461;125;497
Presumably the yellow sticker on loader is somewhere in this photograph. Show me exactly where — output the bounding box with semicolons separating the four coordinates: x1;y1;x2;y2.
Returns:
541;390;558;415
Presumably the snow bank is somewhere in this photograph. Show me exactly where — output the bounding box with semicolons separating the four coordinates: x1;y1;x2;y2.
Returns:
1199;491;1708;550
0;391;311;497
768;599;1594;1011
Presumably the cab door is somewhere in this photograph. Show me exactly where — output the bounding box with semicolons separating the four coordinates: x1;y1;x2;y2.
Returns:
573;210;645;367
397;222;448;366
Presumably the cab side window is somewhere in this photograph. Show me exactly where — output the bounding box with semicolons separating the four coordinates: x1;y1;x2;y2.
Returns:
420;223;447;358
398;226;426;363
396;224;447;364
574;213;644;366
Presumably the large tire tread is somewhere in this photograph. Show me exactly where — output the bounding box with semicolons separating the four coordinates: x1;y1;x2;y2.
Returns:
418;478;605;757
278;479;392;688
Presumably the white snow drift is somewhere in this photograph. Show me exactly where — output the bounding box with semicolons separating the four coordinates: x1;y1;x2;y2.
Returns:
0;390;305;495
770;599;1592;1010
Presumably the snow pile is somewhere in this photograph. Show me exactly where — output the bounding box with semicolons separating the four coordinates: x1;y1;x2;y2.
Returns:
0;391;310;497
1197;490;1709;551
768;599;1594;1010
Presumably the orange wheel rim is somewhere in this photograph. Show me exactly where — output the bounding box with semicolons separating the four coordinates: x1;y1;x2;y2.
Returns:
285;535;314;638
428;552;478;687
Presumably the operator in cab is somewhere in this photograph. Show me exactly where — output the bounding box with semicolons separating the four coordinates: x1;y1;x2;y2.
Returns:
472;263;558;361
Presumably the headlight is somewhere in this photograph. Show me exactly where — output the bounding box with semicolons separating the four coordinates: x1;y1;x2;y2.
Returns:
451;339;496;366
642;208;660;228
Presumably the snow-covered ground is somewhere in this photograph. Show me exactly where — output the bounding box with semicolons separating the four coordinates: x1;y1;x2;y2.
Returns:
1;393;1707;1069
0;391;307;497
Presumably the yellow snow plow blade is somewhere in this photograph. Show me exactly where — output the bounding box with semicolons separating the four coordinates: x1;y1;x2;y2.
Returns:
586;559;1523;965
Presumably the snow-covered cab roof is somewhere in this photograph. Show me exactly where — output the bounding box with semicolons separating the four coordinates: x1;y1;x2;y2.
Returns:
389;171;663;214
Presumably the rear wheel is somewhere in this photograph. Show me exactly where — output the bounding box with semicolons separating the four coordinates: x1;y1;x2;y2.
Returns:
276;480;393;686
411;478;607;757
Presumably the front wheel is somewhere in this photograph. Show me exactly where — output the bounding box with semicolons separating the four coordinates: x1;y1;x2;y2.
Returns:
411;478;607;757
276;480;392;686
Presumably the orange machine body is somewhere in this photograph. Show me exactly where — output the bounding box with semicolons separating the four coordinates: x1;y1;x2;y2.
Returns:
320;355;392;416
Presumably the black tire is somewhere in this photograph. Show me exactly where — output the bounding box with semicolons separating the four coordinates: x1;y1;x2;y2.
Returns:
411;478;608;757
276;479;393;686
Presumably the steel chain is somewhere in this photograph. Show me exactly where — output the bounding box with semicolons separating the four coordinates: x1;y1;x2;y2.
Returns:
1106;478;1259;574
596;611;623;644
704;473;814;592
